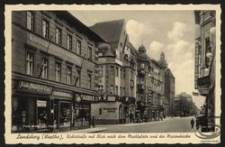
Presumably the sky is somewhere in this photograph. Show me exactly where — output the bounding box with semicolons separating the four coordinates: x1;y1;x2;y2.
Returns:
70;10;205;108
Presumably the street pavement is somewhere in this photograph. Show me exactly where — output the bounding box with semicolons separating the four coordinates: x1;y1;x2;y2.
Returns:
98;116;197;133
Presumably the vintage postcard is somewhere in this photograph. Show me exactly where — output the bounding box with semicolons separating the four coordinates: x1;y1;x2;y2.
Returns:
4;4;221;144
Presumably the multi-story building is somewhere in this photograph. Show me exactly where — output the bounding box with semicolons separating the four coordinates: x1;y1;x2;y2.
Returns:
136;45;164;121
194;11;216;131
11;11;105;132
158;52;175;117
90;20;137;124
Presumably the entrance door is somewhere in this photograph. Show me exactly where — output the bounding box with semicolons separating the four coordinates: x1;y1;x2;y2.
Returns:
37;100;48;129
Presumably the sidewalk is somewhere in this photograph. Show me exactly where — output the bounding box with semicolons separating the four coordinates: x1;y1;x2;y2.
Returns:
62;127;108;133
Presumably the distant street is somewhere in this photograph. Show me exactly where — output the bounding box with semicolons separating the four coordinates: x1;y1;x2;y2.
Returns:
99;116;196;133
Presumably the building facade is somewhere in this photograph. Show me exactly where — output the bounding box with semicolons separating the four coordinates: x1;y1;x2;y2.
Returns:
136;45;164;122
11;11;104;132
90;20;137;124
194;11;216;131
158;52;175;117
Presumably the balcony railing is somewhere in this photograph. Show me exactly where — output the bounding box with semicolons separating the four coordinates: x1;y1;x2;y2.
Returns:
137;83;145;91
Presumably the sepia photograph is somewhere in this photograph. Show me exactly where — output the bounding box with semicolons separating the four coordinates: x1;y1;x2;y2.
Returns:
5;4;221;144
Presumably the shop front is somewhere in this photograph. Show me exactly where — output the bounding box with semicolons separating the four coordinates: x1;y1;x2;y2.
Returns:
52;90;73;131
11;80;53;133
73;94;98;129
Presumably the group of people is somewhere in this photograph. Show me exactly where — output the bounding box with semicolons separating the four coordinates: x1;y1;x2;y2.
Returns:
190;118;200;130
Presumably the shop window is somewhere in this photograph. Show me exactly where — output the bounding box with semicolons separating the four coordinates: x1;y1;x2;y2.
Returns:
26;52;34;75
74;103;90;129
66;65;72;84
41;58;48;79
67;34;72;50
26;11;35;31
55;62;61;82
55;27;62;46
37;100;48;129
12;98;27;131
59;102;71;127
76;39;81;55
42;19;49;39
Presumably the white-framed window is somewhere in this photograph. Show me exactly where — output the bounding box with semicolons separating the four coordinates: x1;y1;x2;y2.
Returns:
76;39;81;55
27;11;35;31
66;66;72;84
42;19;49;39
67;34;72;50
110;85;114;94
55;27;62;45
88;73;92;89
116;67;119;77
88;46;92;60
55;62;61;82
99;85;103;92
41;58;48;79
26;52;34;75
76;69;81;86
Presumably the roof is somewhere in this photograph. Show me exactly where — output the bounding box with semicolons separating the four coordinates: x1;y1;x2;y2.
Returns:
164;68;175;78
52;11;105;43
151;59;163;68
90;19;125;50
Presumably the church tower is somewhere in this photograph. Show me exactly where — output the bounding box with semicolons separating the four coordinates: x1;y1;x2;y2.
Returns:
159;51;168;69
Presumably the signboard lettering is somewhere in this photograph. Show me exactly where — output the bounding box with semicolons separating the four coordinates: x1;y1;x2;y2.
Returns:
37;100;47;107
52;91;73;98
17;81;53;95
108;96;116;101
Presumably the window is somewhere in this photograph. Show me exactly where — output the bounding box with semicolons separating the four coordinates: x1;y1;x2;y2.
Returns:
88;46;92;61
99;108;102;115
99;66;103;77
115;86;118;95
205;37;211;67
116;67;119;77
99;85;103;92
27;11;35;31
88;74;92;89
41;58;48;79
26;52;34;75
42;19;49;39
123;69;126;78
76;40;81;55
55;27;62;45
110;85;114;94
120;42;123;47
66;66;72;84
76;69;81;86
67;34;72;50
123;87;125;96
55;62;61;82
110;66;114;72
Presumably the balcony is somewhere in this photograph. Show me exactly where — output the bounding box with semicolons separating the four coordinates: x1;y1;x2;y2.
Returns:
197;75;210;87
137;83;145;91
138;69;145;76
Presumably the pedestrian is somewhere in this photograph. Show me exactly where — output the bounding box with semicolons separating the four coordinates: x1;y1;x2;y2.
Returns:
92;116;95;128
196;119;200;130
190;118;195;129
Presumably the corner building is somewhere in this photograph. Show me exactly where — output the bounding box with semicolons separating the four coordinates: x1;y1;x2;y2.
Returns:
194;11;216;131
11;11;105;132
90;20;137;124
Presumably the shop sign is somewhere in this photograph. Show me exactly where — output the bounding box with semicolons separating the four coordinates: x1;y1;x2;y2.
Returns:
103;108;117;113
52;91;73;98
37;100;47;107
195;42;200;89
17;81;53;95
82;95;94;101
108;96;116;101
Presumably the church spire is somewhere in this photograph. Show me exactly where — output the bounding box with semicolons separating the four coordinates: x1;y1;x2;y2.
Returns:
159;51;168;68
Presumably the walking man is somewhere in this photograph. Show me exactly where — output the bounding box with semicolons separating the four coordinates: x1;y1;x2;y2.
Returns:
190;118;195;129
